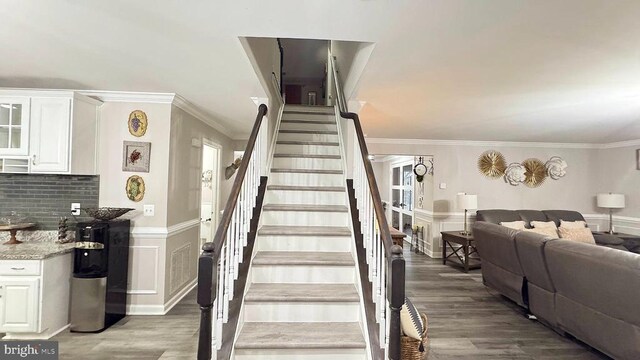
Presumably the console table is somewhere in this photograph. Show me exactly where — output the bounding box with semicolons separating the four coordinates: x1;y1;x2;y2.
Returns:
441;231;481;272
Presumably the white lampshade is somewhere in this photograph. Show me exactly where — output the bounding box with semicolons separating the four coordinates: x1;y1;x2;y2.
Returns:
597;193;625;209
457;193;478;210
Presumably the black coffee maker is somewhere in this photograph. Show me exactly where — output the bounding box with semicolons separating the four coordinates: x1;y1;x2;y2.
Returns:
70;220;130;332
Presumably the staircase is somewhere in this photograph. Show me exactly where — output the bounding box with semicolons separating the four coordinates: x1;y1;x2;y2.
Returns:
232;105;368;359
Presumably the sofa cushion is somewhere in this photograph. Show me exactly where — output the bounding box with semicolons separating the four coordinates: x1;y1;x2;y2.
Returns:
514;231;556;292
545;240;640;359
592;233;624;246
531;221;557;229
500;220;526;230
560;220;587;229
542;210;586;227
524;227;558;238
476;209;521;224
517;210;547;228
558;227;596;244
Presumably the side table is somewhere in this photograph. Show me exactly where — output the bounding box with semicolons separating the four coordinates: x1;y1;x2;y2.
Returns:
441;231;481;272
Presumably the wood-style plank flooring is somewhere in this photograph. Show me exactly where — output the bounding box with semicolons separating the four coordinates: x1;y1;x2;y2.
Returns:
404;246;610;360
51;245;610;359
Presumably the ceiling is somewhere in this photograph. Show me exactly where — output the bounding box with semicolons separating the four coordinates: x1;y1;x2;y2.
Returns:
2;1;640;142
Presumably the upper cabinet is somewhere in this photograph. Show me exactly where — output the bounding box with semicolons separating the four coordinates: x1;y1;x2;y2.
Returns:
0;90;102;175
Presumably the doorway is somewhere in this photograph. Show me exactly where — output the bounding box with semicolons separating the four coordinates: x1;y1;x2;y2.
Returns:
200;140;221;249
391;160;414;237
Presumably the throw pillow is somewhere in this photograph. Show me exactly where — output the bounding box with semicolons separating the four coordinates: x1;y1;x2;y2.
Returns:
400;297;425;340
531;221;558;229
560;220;587;229
524;227;558;238
558;226;596;244
500;220;526;230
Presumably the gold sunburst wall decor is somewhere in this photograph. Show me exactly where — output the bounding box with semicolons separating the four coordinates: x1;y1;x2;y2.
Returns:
522;158;547;188
478;150;507;179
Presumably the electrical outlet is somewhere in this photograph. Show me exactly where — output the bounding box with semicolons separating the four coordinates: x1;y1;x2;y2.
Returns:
439;183;447;190
143;204;155;217
71;203;81;216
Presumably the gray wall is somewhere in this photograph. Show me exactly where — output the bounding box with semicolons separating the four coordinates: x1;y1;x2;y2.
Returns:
596;145;640;218
0;174;99;230
367;142;599;214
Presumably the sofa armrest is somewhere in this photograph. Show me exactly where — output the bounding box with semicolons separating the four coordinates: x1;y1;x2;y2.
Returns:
592;233;625;246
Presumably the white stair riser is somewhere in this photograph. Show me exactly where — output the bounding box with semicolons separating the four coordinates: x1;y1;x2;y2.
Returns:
256;235;352;252
275;144;340;156
272;157;342;170
243;302;360;322
264;190;345;205
278;133;339;142
270;172;343;186
251;265;355;284
261;211;349;227
282;113;335;121
280;122;337;131
234;349;366;360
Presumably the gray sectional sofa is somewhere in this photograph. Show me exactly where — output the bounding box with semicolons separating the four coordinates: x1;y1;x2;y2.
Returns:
473;209;640;360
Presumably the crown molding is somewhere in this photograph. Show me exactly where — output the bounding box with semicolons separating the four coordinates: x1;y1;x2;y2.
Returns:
366;137;640;149
78;90;235;138
598;138;640;149
78;90;176;103
172;94;234;138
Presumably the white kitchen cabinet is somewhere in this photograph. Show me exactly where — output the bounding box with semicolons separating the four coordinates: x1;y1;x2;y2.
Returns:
0;254;72;339
0;277;39;332
0;97;30;156
29;97;71;173
0;90;102;175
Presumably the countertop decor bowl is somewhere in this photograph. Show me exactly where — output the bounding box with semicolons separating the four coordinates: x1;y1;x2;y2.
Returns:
83;207;134;221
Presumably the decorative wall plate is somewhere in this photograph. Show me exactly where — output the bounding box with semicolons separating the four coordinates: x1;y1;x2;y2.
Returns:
545;156;567;180
128;110;148;137
126;175;145;202
478;150;507;178
522;158;547;188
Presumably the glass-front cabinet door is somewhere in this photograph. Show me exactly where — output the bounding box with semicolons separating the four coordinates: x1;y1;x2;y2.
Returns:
0;98;30;156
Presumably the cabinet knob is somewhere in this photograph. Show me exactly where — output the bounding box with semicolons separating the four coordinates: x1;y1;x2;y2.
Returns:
32;154;37;165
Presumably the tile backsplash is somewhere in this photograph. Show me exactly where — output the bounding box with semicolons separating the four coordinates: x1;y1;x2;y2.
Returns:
0;173;99;230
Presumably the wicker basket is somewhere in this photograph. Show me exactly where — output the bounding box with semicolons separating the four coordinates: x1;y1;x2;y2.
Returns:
401;313;429;360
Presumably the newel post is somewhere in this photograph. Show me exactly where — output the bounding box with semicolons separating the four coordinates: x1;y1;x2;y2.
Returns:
197;242;218;360
387;245;405;360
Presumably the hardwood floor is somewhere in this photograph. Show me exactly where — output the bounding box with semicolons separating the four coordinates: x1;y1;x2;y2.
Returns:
404;246;610;360
51;246;610;359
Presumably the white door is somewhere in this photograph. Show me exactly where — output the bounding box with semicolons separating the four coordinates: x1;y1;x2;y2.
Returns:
390;161;414;237
30;97;71;173
0;277;39;332
200;142;220;250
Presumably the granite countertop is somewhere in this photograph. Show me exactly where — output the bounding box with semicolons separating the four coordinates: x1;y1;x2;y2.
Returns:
0;242;76;260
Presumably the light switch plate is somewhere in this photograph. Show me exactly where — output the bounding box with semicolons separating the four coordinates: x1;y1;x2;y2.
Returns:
439;183;447;189
71;203;81;216
144;204;155;217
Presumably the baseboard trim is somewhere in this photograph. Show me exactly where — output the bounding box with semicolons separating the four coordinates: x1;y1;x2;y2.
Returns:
164;279;197;314
2;324;69;340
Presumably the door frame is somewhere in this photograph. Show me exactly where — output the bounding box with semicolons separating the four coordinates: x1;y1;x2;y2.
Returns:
201;138;222;245
389;158;414;236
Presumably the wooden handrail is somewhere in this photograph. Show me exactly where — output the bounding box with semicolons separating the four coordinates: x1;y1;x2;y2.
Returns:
330;54;405;360
197;104;267;360
211;104;267;258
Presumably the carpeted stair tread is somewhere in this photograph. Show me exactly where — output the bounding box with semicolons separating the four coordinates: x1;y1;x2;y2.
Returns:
252;251;354;266
244;283;359;302
235;322;365;349
258;225;351;236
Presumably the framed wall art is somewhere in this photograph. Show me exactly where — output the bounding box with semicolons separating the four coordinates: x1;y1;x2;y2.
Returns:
128;110;148;137
123;141;151;172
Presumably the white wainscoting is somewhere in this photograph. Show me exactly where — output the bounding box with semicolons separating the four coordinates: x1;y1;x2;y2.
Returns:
126;218;200;315
414;212;633;259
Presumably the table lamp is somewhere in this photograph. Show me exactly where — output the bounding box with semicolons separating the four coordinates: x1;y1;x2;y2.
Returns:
597;193;625;234
457;193;478;236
